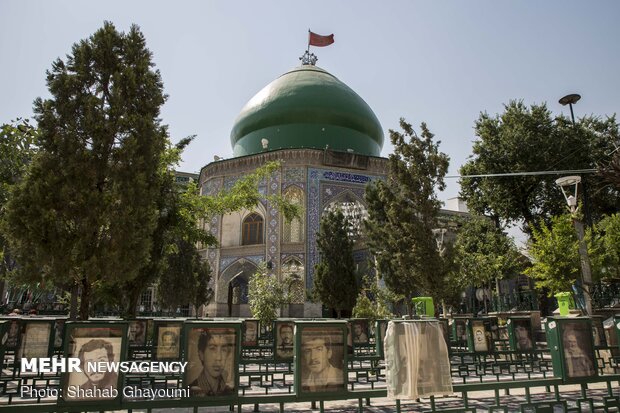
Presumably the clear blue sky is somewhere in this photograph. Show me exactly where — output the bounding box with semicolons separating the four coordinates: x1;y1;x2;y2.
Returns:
2;0;619;204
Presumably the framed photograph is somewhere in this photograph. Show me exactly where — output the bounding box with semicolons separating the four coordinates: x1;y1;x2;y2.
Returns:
242;319;258;347
18;319;54;359
297;323;347;396
469;319;490;352
375;319;389;357
5;318;21;349
591;317;606;347
153;321;183;361
351;320;369;345
562;321;596;379
509;318;534;351
274;321;294;362
184;323;240;398
127;319;147;347
54;319;67;350
451;318;467;343
60;322;126;405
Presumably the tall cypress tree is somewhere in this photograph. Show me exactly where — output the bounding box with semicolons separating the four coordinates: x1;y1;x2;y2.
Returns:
4;22;168;319
364;119;449;314
313;209;358;318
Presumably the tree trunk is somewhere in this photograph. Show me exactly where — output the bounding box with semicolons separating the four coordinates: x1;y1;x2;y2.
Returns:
79;277;90;320
125;287;141;319
336;309;342;319
441;299;448;318
69;281;79;320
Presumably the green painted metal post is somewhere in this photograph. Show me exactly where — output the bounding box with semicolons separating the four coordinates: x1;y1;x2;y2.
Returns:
396;399;401;413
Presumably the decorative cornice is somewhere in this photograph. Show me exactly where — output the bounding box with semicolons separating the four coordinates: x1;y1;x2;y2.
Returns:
200;149;388;183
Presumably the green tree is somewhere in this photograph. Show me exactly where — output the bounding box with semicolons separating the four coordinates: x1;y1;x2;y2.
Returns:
364;119;449;314
460;101;620;234
248;262;288;326
352;275;395;323
593;213;620;280
0;119;38;284
454;215;525;310
3;22;169;320
525;214;583;294
313;209;358;318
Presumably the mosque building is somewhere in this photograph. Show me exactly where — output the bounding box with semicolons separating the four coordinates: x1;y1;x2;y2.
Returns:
198;57;390;318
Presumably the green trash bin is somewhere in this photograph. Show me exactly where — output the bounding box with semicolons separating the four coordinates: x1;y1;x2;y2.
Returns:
555;292;572;317
412;297;434;317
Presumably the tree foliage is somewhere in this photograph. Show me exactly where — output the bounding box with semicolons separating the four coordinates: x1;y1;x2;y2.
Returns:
525;214;583;294
454;215;525;289
4;22;169;319
248;262;288;326
313;209;358;318
352;275;395;323
364;119;449;313
592;213;620;280
460;101;620;234
0;119;38;280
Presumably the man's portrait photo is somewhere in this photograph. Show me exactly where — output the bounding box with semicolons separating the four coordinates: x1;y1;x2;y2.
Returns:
513;319;534;351
128;320;147;347
352;321;369;344
6;319;20;348
187;327;236;397
471;321;489;352
563;322;596;378
66;336;122;400
54;319;66;349
300;327;345;393
155;324;181;360
242;320;258;347
453;319;467;343
275;322;294;361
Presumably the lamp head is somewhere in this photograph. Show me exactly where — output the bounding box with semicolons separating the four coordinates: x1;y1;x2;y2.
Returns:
261;138;269;150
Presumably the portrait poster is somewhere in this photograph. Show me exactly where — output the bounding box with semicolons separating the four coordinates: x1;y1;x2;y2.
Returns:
274;321;294;362
471;320;489;352
562;321;596;379
351;320;369;345
453;319;467;343
19;320;52;359
54;319;66;349
242;320;258;347
511;318;534;351
153;322;182;361
185;326;237;398
128;319;147;347
300;326;345;394
5;318;21;349
385;321;452;400
62;325;124;403
591;318;606;347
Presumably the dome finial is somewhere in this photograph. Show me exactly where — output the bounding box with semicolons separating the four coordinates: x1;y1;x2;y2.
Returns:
299;50;318;66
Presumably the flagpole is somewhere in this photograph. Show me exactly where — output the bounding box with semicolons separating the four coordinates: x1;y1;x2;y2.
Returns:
307;29;310;54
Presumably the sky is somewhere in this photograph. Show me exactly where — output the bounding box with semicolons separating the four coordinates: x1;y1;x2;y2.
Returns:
2;0;619;207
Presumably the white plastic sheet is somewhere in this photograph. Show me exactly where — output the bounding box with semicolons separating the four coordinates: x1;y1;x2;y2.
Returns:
385;320;452;399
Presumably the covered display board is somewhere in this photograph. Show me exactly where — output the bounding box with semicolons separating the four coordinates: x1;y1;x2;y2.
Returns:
18;318;55;359
591;316;607;347
295;321;348;399
385;320;452;400
545;317;597;384
507;317;534;352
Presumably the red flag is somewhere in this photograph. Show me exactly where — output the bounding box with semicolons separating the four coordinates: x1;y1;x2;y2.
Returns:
309;31;334;47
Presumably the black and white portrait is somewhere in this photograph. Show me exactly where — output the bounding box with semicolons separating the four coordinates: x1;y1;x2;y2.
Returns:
512;319;534;351
275;322;294;361
154;324;182;360
242;320;258;347
186;327;237;397
128;320;147;347
563;322;596;378
471;320;489;352
300;327;345;393
351;320;369;344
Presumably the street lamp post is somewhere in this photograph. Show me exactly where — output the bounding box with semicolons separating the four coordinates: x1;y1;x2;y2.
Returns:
555;175;593;316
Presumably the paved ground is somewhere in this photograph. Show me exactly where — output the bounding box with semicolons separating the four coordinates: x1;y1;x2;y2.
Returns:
96;382;616;412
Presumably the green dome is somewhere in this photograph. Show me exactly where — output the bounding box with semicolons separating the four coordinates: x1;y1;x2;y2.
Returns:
230;65;384;157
